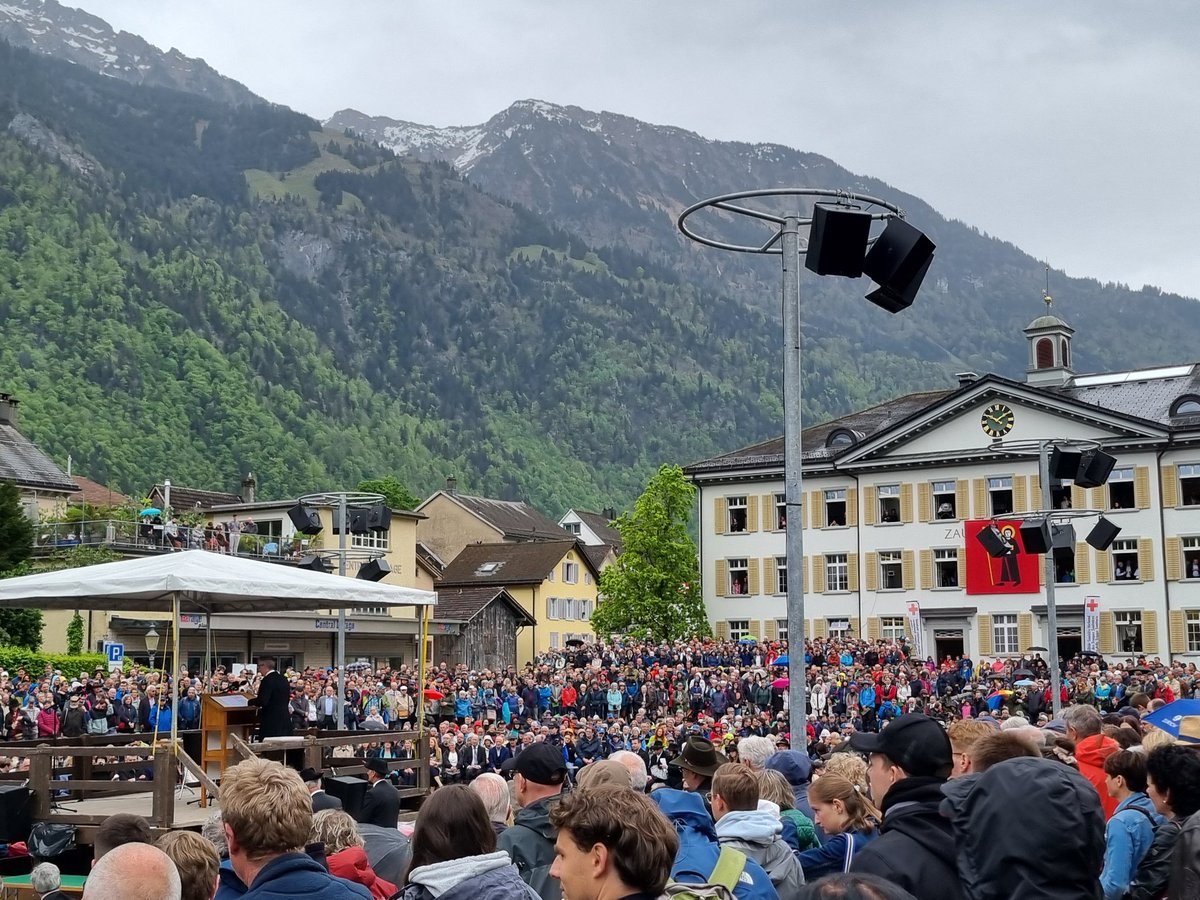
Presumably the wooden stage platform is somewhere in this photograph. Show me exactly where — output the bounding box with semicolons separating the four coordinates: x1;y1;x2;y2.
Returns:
52;790;218;831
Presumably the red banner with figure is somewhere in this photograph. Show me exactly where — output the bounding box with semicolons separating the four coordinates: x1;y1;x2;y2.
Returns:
965;519;1041;595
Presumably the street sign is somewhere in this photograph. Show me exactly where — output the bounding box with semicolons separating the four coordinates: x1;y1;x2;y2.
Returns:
105;642;125;671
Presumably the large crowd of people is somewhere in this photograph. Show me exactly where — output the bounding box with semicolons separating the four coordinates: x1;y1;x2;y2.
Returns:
5;634;1200;898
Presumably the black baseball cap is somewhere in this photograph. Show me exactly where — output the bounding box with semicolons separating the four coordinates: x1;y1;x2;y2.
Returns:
847;714;953;778
500;742;566;785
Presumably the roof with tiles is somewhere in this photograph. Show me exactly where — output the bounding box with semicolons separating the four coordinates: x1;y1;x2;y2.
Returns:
67;475;131;507
432;586;535;626
440;492;569;541
438;539;598;587
572;509;623;549
0;424;79;493
149;484;242;511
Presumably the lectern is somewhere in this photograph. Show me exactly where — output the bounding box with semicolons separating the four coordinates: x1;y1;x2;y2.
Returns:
200;693;256;805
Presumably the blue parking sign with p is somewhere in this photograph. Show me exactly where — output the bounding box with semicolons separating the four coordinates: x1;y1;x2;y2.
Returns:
106;642;124;667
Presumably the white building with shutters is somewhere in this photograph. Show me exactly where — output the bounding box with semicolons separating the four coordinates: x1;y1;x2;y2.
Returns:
685;308;1200;663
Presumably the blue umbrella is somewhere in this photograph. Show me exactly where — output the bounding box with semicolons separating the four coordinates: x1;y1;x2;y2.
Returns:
139;508;162;517
738;637;758;645
1143;699;1200;737
1014;678;1036;687
772;655;789;666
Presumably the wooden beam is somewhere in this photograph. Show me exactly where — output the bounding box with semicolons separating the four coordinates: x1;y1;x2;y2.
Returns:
151;749;174;828
175;748;220;801
230;733;258;761
28;753;51;819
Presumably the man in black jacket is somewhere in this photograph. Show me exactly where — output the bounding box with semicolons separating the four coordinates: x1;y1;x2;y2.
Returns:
301;767;343;812
250;656;292;740
358;758;400;828
848;713;965;900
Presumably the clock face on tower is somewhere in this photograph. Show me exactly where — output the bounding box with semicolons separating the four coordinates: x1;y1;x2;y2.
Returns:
981;403;1016;438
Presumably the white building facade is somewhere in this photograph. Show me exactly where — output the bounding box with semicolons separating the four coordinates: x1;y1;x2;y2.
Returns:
686;311;1200;663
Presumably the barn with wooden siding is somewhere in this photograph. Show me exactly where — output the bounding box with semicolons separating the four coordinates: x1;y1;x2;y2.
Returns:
432;587;535;672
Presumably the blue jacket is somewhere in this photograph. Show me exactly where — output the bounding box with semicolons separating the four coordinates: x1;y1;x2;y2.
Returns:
1101;793;1162;900
222;852;372;900
649;789;780;900
798;831;878;881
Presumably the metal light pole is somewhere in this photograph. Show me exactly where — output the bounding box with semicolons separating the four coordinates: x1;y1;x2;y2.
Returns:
146;625;160;671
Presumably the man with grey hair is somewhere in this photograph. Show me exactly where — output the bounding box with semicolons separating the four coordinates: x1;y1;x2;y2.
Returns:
30;862;70;900
737;735;777;771
608;749;649;792
1062;702;1121;818
201;811;228;859
83;843;181;900
470;772;511;834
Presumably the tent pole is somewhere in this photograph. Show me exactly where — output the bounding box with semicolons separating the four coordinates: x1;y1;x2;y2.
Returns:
418;603;429;744
171;593;180;753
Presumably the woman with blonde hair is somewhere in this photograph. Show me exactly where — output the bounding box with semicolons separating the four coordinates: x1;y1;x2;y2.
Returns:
820;752;870;795
797;774;881;880
311;809;397;899
755;767;819;852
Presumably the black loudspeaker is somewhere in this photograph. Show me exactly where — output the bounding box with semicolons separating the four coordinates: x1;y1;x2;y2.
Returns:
976;524;1011;558
287;504;323;535
297;555;330;574
324;774;369;819
862;218;936;313
1052;523;1077;549
333;509;370;535
805;204;872;277
1075;449;1117;489
357;559;391;582
1049;447;1083;481
0;783;32;842
366;503;392;533
1019;518;1053;554
1086;516;1122;551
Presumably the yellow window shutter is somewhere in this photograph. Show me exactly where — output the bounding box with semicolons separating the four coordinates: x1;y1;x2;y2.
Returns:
848;554;860;592
1170;610;1188;654
957;555;967;590
1143;609;1160;655
1099;611;1116;654
973;478;988;518
1031;475;1041;505
1167;537;1183;581
1096;550;1112;584
846;488;858;527
714;497;727;534
901;483;914;523
1091;487;1105;511
1038;560;1046;586
956;479;969;518
1075;543;1091;584
715;560;728;598
1013;476;1028;513
977;614;994;656
765;619;778;641
1139;538;1155;582
1135;466;1151;510
867;616;881;640
865;552;878;591
761;494;774;531
747;558;760;596
811;555;825;593
918;482;932;523
755;620;766;639
919;549;933;590
863;485;878;526
1072;484;1087;511
810;492;823;529
849;617;861;637
902;549;916;591
814;618;828;638
716;620;729;641
747;495;760;533
1019;613;1033;651
1162;465;1179;509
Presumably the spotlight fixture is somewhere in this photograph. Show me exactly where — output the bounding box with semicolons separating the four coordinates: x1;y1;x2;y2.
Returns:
1019;517;1053;555
862;218;936;314
1086;516;1122;551
297;555;329;574
287;504;323;535
357;559;392;582
1049;447;1083;482
976;523;1012;559
333;508;370;535
804;204;872;278
1075;448;1117;489
366;502;392;533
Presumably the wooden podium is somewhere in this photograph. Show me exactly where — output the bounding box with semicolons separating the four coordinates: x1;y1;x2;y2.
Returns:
200;693;256;805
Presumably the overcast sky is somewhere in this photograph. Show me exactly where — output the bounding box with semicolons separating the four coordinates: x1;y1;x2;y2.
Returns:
72;1;1200;299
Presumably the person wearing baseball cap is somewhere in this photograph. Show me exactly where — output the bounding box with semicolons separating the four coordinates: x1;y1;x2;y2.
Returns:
846;714;964;900
499;742;567;900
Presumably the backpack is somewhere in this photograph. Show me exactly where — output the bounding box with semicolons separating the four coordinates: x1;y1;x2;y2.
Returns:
663;846;747;900
1123;807;1181;900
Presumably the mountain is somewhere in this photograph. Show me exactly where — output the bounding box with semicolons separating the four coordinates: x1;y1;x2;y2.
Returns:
0;0;258;105
329;101;1200;380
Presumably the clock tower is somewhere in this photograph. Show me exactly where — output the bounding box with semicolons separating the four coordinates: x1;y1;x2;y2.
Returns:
1024;289;1075;388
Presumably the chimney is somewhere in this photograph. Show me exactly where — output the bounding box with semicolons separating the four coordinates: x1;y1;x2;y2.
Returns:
0;393;18;427
602;507;617;522
955;372;979;386
163;479;171;511
446;475;458;495
241;472;256;504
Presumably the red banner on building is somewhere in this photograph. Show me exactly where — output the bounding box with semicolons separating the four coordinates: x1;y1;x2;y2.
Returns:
965;519;1041;595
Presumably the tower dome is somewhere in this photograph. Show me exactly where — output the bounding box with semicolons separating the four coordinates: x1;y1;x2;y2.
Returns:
1024;289;1074;387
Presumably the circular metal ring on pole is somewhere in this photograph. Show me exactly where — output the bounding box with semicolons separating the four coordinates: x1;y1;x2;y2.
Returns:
300;491;386;507
677;187;903;256
995;508;1105;523
307;547;385;563
985;438;1102;457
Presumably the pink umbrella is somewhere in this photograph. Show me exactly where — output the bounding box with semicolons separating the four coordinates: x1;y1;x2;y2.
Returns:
772;677;790;689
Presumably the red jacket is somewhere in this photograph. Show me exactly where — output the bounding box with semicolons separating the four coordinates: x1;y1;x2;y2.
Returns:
36;707;60;739
1075;733;1120;820
327;847;397;900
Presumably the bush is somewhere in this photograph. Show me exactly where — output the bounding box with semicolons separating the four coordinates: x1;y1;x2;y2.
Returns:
0;647;106;676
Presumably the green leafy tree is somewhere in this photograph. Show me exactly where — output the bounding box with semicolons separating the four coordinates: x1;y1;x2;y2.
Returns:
66;611;84;655
357;476;422;511
0;483;40;648
592;464;709;643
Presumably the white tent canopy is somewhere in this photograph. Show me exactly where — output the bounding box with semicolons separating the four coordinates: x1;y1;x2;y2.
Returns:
0;550;436;613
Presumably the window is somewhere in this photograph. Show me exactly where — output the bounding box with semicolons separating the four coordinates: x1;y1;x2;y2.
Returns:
563;598;578;620
728;558;749;595
562;561;580;584
824;489;846;527
547;597;560;620
993;614;1019;655
1188;611;1200;652
827;429;856;449
1051;480;1074;510
776;620;789;643
775;557;787;594
825;554;849;592
352;531;390;552
1115;610;1143;653
932;481;957;519
1181;464;1200;506
828;618;852;639
728;619;751;642
549;633;560;649
881;616;906;641
355;606;388;616
774;493;787;530
879;551;903;590
989;476;1013;516
1184;537;1200;580
1108;467;1135;510
934;549;959;588
580;601;592;622
878;484;901;523
584;572;593;586
1172;396;1200;417
563;522;581;535
1054;545;1077;584
727;496;748;533
1112;539;1140;581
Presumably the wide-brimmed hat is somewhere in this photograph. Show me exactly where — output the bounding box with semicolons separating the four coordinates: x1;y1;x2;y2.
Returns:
669;736;727;777
1176;716;1200;744
299;767;325;783
364;758;389;776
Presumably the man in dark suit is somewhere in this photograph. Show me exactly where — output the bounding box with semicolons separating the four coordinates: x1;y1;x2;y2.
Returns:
301;766;343;812
249;656;292;740
488;736;513;774
461;733;488;782
358;758;400;828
